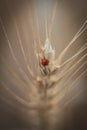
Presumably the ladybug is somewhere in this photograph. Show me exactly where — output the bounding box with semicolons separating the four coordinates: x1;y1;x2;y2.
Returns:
41;58;49;66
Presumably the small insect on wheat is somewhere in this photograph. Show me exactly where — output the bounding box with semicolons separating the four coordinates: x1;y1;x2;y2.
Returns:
38;38;56;75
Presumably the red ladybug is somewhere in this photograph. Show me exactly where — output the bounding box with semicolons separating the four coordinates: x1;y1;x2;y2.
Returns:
41;58;49;66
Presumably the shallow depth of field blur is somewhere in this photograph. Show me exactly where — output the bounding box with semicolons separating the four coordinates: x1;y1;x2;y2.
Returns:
0;0;87;130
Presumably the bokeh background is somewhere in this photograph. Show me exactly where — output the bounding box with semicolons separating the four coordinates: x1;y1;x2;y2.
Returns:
0;0;87;130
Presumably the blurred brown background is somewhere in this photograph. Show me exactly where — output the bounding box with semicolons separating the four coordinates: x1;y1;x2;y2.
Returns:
0;0;87;130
